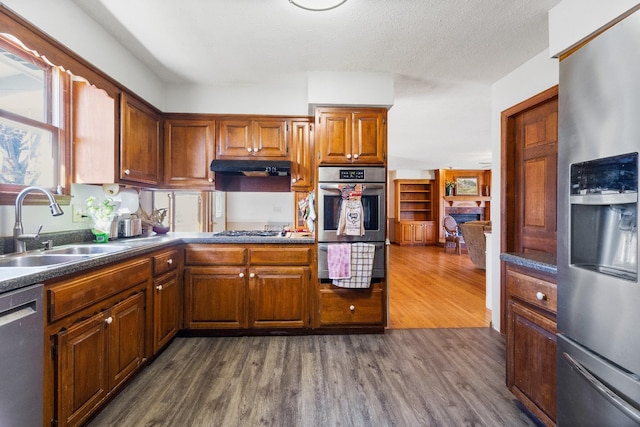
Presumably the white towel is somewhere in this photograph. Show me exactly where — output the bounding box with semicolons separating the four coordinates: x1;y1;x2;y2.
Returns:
337;199;364;236
332;242;375;289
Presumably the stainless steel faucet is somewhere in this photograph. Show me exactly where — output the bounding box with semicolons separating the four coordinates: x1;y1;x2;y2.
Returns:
14;186;64;253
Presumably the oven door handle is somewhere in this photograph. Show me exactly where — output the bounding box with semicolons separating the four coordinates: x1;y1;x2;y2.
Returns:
319;184;385;190
562;352;640;424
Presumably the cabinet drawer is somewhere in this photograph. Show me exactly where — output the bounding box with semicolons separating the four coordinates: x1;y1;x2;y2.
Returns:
184;245;246;266
48;258;150;323
153;249;178;275
319;287;383;325
250;247;312;265
507;269;557;313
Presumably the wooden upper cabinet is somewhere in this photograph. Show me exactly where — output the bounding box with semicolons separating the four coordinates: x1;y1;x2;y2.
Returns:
216;116;289;159
290;118;314;191
120;93;162;186
316;107;387;165
71;80;117;184
164;117;215;188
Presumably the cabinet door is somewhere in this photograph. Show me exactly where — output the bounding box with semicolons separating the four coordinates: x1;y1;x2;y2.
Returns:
216;118;253;158
56;313;109;427
507;300;557;425
352;110;386;164
184;266;247;329
399;223;415;244
252;118;288;158
153;271;181;353
120;93;161;185
108;292;145;391
249;266;309;328
316;109;352;164
72;80;117;184
290;119;314;190
164;119;215;188
412;223;427;244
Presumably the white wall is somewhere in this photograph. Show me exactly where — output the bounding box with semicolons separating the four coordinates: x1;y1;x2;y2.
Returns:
549;0;640;57
489;49;559;331
1;0;164;109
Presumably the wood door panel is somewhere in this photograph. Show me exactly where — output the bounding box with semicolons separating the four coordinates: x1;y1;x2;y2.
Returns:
56;314;109;427
249;267;308;327
508;302;557;424
513;92;558;255
217;119;252;157
109;292;145;391
154;271;180;352
164;119;215;187
318;111;351;162
184;267;247;328
353;111;385;163
253;119;288;157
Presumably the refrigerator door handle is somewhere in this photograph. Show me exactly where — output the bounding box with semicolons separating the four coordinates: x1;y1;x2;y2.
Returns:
563;352;640;424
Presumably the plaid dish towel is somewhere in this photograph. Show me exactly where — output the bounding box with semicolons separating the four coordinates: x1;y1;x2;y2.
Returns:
332;242;375;289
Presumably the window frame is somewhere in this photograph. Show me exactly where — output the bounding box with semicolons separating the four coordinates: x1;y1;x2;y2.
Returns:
0;33;70;204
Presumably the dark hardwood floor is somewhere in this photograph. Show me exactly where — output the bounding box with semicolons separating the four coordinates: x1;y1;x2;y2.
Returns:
88;329;534;427
88;244;533;426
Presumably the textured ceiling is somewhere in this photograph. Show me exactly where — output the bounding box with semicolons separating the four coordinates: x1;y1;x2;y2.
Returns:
72;0;561;171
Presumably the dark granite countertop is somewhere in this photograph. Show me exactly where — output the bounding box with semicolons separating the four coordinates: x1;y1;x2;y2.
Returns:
0;232;315;295
500;251;557;275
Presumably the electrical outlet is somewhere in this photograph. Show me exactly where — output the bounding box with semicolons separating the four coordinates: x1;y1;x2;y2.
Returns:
72;205;86;223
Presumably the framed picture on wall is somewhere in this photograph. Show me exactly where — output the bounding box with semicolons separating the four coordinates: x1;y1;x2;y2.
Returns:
455;177;478;195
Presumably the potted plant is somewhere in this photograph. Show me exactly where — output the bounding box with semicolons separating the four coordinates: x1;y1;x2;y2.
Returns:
445;180;456;196
85;196;117;242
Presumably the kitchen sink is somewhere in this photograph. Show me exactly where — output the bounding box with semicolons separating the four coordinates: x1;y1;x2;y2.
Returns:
44;245;130;255
0;254;90;268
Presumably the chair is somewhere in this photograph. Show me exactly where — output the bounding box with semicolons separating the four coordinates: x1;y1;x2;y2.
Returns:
443;216;463;255
459;220;492;269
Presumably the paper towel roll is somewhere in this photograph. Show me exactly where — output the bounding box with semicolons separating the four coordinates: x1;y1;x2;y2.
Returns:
115;188;139;214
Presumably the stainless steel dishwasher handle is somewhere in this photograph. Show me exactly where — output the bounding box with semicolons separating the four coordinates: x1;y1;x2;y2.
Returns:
0;301;36;327
563;352;640;424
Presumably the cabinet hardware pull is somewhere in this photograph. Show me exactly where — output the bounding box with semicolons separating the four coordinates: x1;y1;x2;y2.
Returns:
239;272;245;278
353;153;359;159
156;285;163;291
249;273;256;278
105;316;113;324
167;259;173;265
253;147;258;153
124;169;130;175
247;147;252;153
536;291;546;301
346;154;352;159
349;305;355;312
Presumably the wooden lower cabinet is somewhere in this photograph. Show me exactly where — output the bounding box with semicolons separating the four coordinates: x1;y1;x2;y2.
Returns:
394;220;435;245
45;257;151;427
249;266;309;328
183;244;314;331
153;270;181;351
152;249;182;353
55;291;145;427
318;282;384;327
506;264;557;427
184;266;248;329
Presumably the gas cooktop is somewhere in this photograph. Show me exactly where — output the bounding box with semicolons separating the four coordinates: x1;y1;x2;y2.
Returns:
214;230;282;237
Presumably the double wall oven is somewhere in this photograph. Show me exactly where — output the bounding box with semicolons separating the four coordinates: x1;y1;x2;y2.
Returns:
316;166;386;279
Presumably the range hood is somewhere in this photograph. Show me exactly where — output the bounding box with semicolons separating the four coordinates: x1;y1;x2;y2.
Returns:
210;159;291;176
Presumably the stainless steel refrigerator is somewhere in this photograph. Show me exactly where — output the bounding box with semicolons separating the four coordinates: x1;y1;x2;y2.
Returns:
557;9;640;426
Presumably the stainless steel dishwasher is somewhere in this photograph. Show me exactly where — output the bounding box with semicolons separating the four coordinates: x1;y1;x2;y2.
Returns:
0;284;43;427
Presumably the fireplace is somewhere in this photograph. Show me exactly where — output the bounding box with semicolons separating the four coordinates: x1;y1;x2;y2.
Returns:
449;213;481;225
